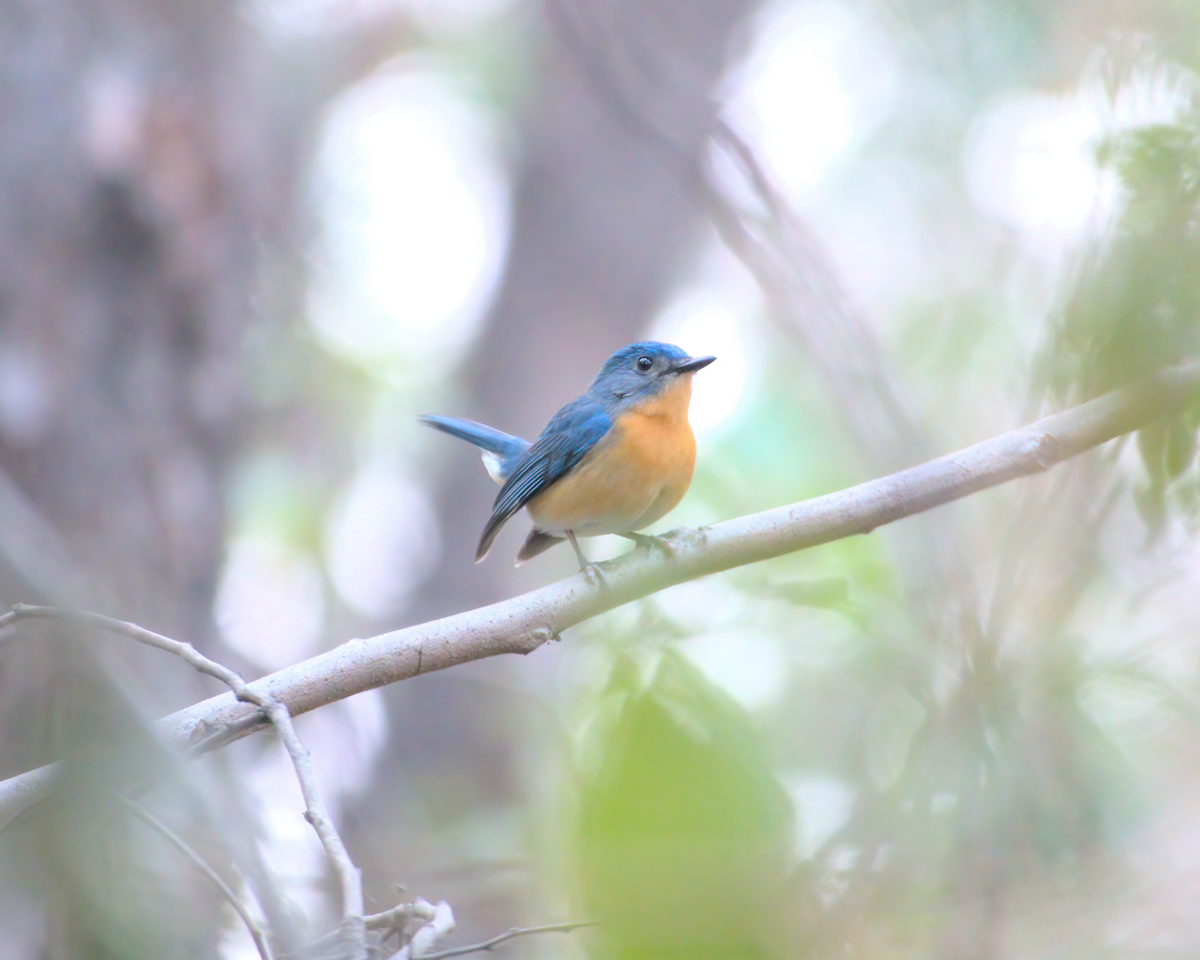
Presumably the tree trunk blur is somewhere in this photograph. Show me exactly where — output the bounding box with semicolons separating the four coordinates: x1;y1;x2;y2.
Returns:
0;1;309;955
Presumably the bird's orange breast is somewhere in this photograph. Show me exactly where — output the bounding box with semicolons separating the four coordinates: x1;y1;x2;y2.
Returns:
526;375;698;537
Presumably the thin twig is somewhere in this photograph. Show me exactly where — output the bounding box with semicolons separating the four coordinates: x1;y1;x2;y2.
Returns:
112;791;274;960
260;696;366;960
417;920;599;960
0;605;255;695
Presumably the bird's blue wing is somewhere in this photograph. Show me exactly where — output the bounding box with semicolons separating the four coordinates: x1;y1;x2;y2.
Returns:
475;398;612;560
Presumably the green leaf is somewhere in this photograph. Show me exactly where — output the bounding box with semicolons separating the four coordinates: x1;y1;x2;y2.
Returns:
573;650;793;960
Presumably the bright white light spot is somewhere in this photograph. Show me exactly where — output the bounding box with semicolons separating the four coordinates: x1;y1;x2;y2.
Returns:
310;68;508;364
965;94;1116;238
325;461;441;617
680;629;788;711
652;577;745;633
785;775;853;858
965;63;1198;241
649;250;759;435
0;342;53;445
725;0;894;201
215;536;325;671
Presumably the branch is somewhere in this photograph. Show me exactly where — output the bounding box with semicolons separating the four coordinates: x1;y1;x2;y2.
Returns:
391;899;455;960
416;920;599;959
0;362;1196;827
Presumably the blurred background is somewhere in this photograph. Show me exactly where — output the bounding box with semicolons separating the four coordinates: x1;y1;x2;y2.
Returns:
1;0;1199;957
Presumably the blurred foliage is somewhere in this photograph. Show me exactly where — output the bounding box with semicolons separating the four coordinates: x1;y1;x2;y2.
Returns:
1054;115;1200;398
573;650;791;960
1049;109;1200;538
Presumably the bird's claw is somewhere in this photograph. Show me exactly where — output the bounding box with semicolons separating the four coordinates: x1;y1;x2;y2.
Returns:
580;561;608;589
566;531;608;588
621;531;676;560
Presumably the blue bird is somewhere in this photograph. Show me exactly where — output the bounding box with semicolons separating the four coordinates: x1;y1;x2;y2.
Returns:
421;341;716;568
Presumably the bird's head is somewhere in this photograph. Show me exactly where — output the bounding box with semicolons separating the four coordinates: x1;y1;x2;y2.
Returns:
589;341;716;407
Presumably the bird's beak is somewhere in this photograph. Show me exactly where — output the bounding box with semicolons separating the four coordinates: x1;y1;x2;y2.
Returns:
671;355;716;374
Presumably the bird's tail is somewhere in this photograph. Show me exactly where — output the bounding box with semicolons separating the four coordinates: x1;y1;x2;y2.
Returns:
418;414;530;484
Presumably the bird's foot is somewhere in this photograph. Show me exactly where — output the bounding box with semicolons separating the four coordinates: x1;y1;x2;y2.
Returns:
567;531;609;589
580;561;608;589
619;531;676;560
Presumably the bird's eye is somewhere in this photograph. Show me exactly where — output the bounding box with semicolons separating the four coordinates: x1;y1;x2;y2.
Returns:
636;356;653;372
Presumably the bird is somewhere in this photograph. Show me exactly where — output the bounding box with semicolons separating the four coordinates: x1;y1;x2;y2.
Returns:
420;341;716;569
